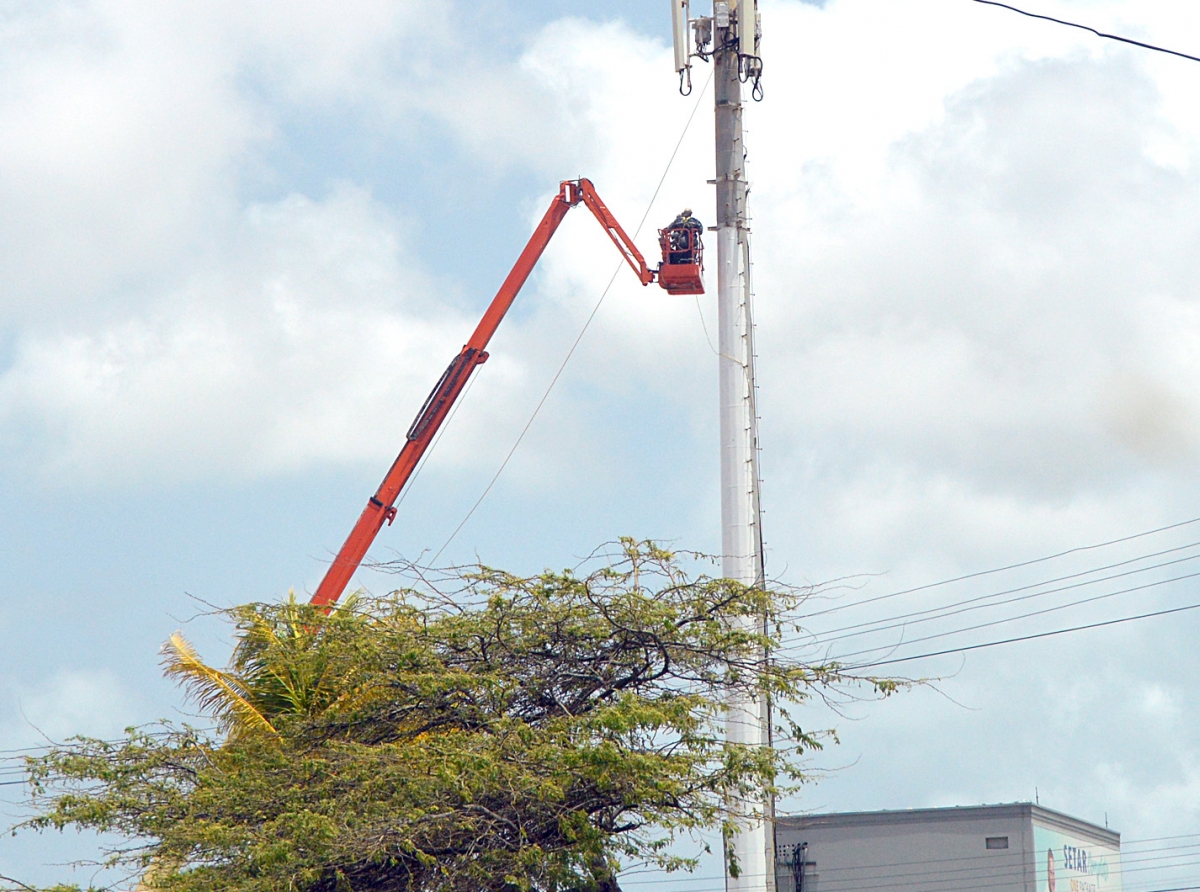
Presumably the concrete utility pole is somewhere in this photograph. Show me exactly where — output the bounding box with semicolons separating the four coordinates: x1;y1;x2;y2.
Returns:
673;3;772;892
714;6;772;892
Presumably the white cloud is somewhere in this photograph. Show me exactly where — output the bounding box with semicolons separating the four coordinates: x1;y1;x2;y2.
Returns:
0;185;476;480
744;4;1200;569
7;0;1200;565
2;667;145;746
0;2;718;487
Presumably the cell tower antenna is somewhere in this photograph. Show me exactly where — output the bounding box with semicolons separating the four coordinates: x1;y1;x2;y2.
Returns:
671;3;772;892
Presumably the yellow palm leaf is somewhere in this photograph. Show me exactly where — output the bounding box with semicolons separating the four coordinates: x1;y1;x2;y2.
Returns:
161;633;278;738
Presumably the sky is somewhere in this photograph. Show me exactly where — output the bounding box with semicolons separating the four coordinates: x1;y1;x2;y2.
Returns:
4;0;1200;887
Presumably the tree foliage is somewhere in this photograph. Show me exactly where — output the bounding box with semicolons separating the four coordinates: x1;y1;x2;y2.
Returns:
14;541;897;892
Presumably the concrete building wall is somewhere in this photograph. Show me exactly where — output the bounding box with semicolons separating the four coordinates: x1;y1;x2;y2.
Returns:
775;805;1119;892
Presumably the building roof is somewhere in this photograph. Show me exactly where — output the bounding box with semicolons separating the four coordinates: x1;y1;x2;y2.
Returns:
777;803;1120;847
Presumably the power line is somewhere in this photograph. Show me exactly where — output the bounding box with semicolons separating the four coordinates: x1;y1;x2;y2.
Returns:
1129;836;1200;848
799;538;1200;635
970;0;1200;64
621;857;1200;892
0;728;199;760
769;525;1200;664
795;543;1200;648
846;596;1200;670
620;837;1200;887
796;516;1200;621
800;854;1198;892
796;844;1182;884
619;849;1200;892
641;833;1200;877
781;566;1200;662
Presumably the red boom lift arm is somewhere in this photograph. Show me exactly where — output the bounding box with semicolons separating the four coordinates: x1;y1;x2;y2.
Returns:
309;179;658;607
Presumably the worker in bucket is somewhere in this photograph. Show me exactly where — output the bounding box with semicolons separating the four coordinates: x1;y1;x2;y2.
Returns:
667;208;703;264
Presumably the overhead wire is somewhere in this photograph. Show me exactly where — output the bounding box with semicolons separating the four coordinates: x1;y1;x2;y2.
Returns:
792;539;1200;642
1128;836;1200;847
0;728;198;761
847;596;1200;670
618;861;1200;892
785;559;1200;660
614;842;1200;892
795;516;1200;621
617;857;1200;892
865;0;1200;680
782;547;1200;657
755;517;1200;668
970;0;1200;65
618;837;1200;887
787;854;1192;892
426;65;716;566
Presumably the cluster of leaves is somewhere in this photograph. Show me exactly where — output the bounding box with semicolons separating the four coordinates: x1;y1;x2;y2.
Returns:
15;541;895;892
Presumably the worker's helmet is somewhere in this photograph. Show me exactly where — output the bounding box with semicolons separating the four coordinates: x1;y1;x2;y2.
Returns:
681;208;692;217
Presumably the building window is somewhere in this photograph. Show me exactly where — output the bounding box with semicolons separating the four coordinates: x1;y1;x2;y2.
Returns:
986;837;1010;850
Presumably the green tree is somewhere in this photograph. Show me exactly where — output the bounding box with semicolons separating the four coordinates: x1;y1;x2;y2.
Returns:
13;541;898;892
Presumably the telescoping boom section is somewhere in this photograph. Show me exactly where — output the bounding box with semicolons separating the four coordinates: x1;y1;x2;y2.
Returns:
310;179;703;607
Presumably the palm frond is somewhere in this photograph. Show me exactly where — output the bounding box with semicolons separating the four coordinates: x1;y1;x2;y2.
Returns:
162;633;278;738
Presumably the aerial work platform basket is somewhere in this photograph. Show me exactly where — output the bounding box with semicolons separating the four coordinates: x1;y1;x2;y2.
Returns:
657;224;705;295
